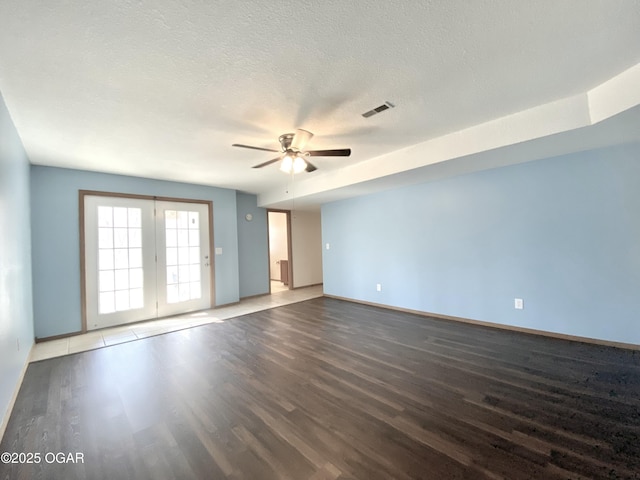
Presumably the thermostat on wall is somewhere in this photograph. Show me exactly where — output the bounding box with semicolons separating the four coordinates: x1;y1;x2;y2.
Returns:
245;213;253;221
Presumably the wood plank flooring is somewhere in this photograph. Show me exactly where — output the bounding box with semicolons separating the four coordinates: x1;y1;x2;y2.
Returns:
2;297;639;479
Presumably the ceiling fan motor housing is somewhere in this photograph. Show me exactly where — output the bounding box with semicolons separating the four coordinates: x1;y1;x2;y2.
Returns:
279;133;295;151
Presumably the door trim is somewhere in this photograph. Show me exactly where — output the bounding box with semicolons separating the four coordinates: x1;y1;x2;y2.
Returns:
266;209;293;292
79;190;215;333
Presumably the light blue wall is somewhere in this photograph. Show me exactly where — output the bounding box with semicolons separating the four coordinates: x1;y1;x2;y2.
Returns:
30;166;240;339
236;192;269;298
0;92;34;429
322;143;640;345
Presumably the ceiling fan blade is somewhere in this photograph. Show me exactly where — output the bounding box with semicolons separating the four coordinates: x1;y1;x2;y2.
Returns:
307;148;351;157
252;156;282;169
232;144;280;153
291;129;314;151
305;160;318;173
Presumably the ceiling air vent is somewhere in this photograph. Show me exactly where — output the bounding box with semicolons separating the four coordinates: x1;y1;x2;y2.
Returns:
362;101;395;118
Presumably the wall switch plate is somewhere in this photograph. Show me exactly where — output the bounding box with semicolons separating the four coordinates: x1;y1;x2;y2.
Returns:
514;298;524;309
215;247;223;255
376;283;382;292
325;243;330;250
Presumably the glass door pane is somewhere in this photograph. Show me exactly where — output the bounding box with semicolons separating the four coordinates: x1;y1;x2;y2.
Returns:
96;206;144;313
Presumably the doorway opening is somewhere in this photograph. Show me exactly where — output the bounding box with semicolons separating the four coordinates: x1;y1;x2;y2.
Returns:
267;210;292;293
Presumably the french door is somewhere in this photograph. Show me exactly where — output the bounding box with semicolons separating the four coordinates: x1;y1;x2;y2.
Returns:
155;200;211;318
83;194;212;330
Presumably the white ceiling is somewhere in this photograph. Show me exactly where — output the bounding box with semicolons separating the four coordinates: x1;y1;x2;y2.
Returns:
1;1;639;209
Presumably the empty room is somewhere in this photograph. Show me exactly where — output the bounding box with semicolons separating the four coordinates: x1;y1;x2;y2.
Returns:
1;1;640;479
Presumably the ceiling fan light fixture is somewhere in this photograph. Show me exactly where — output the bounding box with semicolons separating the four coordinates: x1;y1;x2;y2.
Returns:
279;153;294;173
280;153;307;174
292;155;307;174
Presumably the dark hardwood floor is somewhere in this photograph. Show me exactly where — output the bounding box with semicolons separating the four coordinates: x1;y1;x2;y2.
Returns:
2;297;640;479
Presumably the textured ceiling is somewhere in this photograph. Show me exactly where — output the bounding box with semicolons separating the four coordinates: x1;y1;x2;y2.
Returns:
0;0;639;208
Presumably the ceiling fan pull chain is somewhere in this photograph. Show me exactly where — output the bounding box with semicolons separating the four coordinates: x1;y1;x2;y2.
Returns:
291;170;296;213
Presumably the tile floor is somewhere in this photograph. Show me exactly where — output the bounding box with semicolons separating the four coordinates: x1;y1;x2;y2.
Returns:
270;280;289;293
30;285;323;362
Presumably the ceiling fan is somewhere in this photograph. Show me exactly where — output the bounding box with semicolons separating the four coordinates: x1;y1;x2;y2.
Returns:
232;129;351;173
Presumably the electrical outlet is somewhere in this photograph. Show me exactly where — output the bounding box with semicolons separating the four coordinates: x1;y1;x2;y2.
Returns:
376;283;382;292
514;298;524;310
325;243;330;250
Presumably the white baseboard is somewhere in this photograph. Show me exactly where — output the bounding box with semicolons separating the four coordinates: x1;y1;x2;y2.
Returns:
0;344;33;442
324;294;640;351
